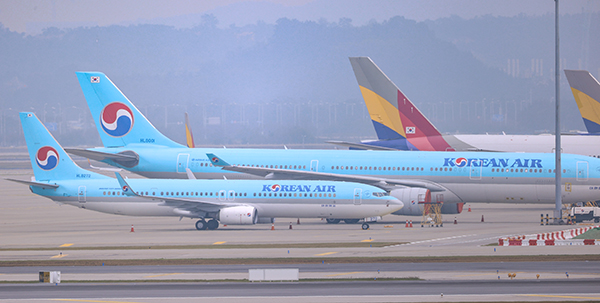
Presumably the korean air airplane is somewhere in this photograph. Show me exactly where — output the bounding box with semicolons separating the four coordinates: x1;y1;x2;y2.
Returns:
329;57;600;157
564;69;600;134
68;71;600;218
9;112;403;230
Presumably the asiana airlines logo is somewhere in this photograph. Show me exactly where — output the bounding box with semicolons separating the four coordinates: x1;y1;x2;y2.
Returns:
443;157;543;168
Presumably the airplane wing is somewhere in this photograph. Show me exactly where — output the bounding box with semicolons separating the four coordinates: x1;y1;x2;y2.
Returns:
114;173;238;216
326;140;400;151
6;178;59;189
205;153;445;192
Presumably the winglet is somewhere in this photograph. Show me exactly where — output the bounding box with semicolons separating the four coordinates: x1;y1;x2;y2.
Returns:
115;172;136;196
206;153;231;167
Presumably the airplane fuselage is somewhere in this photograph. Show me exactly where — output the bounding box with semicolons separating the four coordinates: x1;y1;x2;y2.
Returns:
30;179;400;219
88;147;600;204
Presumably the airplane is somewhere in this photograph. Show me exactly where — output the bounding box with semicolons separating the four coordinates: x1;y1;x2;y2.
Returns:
68;71;600;219
564;69;600;134
328;57;600;157
8;112;403;230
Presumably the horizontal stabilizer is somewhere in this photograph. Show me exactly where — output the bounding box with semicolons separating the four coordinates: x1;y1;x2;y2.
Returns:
6;178;59;189
326;140;400;151
66;148;139;167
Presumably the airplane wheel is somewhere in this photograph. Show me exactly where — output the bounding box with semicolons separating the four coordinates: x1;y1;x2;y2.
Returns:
326;219;341;224
361;223;370;230
207;219;219;230
195;219;208;230
344;219;360;224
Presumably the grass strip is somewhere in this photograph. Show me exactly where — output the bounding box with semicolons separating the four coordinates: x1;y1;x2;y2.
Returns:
0;277;422;284
0;242;404;251
2;254;600;267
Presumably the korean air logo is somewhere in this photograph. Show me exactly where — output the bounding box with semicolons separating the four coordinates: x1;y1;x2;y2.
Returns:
270;184;281;192
247;212;252;217
100;102;134;137
122;185;129;192
455;157;467;167
36;146;59;170
211;157;219;163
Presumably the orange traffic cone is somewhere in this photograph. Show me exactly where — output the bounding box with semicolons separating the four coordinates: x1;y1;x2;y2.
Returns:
289;223;293;229
409;220;413;227
130;225;135;232
297;218;300;225
481;215;485;222
454;217;457;224
468;205;471;212
405;220;409;227
271;223;275;230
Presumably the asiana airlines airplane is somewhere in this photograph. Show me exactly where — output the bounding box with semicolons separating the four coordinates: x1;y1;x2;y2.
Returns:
329;57;600;156
9;112;402;230
66;71;600;217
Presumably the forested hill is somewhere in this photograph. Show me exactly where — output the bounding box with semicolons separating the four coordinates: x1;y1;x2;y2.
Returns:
0;13;597;147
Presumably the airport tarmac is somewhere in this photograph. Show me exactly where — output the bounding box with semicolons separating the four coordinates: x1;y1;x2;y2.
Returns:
3;166;600;302
1;168;598;256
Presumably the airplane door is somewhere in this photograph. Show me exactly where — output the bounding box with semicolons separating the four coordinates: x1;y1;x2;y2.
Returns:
78;186;86;203
177;153;190;173
577;161;589;181
218;190;226;201
353;188;362;205
310;160;319;172
228;190;236;201
469;160;482;180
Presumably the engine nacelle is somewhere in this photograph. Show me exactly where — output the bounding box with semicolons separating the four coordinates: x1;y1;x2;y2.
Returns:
390;188;463;215
390;188;430;216
218;206;257;225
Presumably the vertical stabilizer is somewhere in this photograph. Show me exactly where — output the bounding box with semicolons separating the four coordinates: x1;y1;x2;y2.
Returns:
564;70;600;133
349;57;452;151
76;72;185;148
20;112;109;181
185;112;195;148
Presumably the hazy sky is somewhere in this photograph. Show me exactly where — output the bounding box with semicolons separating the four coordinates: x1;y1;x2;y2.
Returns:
1;0;599;34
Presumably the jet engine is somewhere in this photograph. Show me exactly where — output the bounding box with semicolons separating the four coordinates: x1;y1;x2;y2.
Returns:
218;206;257;225
390;188;430;216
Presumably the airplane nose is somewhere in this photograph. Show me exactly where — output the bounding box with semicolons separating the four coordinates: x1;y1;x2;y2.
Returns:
389;198;404;211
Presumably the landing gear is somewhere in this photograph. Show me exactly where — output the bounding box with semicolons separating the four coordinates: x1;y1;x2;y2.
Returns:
207;219;219;230
361;223;370;230
195;219;207;230
344;219;360;224
326;218;341;224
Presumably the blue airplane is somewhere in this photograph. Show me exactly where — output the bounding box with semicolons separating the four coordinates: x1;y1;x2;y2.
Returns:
67;72;600;218
8;112;403;230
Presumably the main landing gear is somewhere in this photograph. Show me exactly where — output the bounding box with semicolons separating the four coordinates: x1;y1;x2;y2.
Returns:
195;219;219;230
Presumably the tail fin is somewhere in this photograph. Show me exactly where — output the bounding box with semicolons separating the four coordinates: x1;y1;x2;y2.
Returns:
349;57;452;151
185;112;195;148
76;72;185;148
20;112;109;181
564;70;600;134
